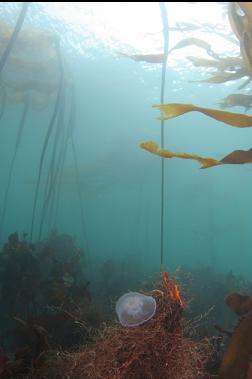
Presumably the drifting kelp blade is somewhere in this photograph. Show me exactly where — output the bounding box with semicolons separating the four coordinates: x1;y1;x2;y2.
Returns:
169;37;219;59
217;93;252;111
187;56;219;68
140;141;221;169
116;51;165;63
221;148;252;164
193;70;247;84
140;142;252;169
153;103;252;127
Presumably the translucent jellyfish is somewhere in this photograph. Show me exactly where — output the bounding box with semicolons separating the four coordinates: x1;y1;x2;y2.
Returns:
116;292;156;327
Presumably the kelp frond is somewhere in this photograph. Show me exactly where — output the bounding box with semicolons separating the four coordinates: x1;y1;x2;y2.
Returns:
140;142;252;169
140;141;221;169
153;103;252;127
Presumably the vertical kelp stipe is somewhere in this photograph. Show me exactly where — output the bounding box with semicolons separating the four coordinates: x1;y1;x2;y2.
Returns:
0;2;30;75
159;2;169;271
30;37;64;241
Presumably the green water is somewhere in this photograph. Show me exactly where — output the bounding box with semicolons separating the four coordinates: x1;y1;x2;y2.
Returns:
0;2;251;293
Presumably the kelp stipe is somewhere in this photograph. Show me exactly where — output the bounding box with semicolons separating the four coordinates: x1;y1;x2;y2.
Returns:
0;2;30;75
30;36;64;241
0;94;30;239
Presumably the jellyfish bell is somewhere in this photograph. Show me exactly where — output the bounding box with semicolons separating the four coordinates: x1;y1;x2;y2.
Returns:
116;292;156;327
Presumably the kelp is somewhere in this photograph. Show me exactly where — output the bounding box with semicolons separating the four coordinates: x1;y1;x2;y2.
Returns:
219;291;252;379
153;103;252;127
140;142;252;169
237;2;252;23
0;95;30;239
187;55;244;72
219;313;252;379
238;76;252;89
228;2;245;41
220;147;252;164
30;38;64;240
140;141;221;169
193;69;247;84
168;37;220;59
240;30;252;77
217;93;252;111
228;2;252;77
0;19;55;51
225;292;252;316
116;51;165;63
0;88;50;110
3;79;58;94
187;56;219;68
216;56;244;72
0;2;30;75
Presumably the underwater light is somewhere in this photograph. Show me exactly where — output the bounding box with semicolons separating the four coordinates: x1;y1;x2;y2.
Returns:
116;292;156;327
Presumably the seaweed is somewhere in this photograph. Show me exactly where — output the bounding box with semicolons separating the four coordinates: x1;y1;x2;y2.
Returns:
23;273;215;379
0;230;99;375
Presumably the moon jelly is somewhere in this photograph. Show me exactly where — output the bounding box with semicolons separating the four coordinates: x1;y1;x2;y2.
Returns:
116;292;156;327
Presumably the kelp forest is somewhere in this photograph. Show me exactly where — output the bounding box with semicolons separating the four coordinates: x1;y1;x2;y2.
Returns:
0;2;252;379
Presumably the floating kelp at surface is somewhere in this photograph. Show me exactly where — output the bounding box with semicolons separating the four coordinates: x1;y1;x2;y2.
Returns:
0;18;59;98
168;37;220;59
153;103;252;127
217;93;252;111
116;51;165;63
209;56;243;73
228;2;252;77
0;3;30;75
193;69;248;84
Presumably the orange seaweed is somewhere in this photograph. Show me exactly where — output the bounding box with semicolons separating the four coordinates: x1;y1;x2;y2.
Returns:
153;103;252;127
140;141;221;169
30;273;213;379
225;292;252;316
140;142;252;169
219;313;252;379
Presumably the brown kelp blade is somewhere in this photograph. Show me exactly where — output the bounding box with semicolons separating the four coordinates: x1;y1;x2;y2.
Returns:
221;148;252;164
187;56;243;72
193;70;247;84
153;103;252;127
216;93;252;111
219;312;252;379
168;37;219;59
187;56;219;68
140;141;221;169
237;2;252;23
140;142;252;169
228;2;252;77
225;292;252;316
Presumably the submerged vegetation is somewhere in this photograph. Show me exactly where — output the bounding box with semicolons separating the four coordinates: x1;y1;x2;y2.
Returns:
138;2;252;169
0;231;100;377
1;1;252;378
